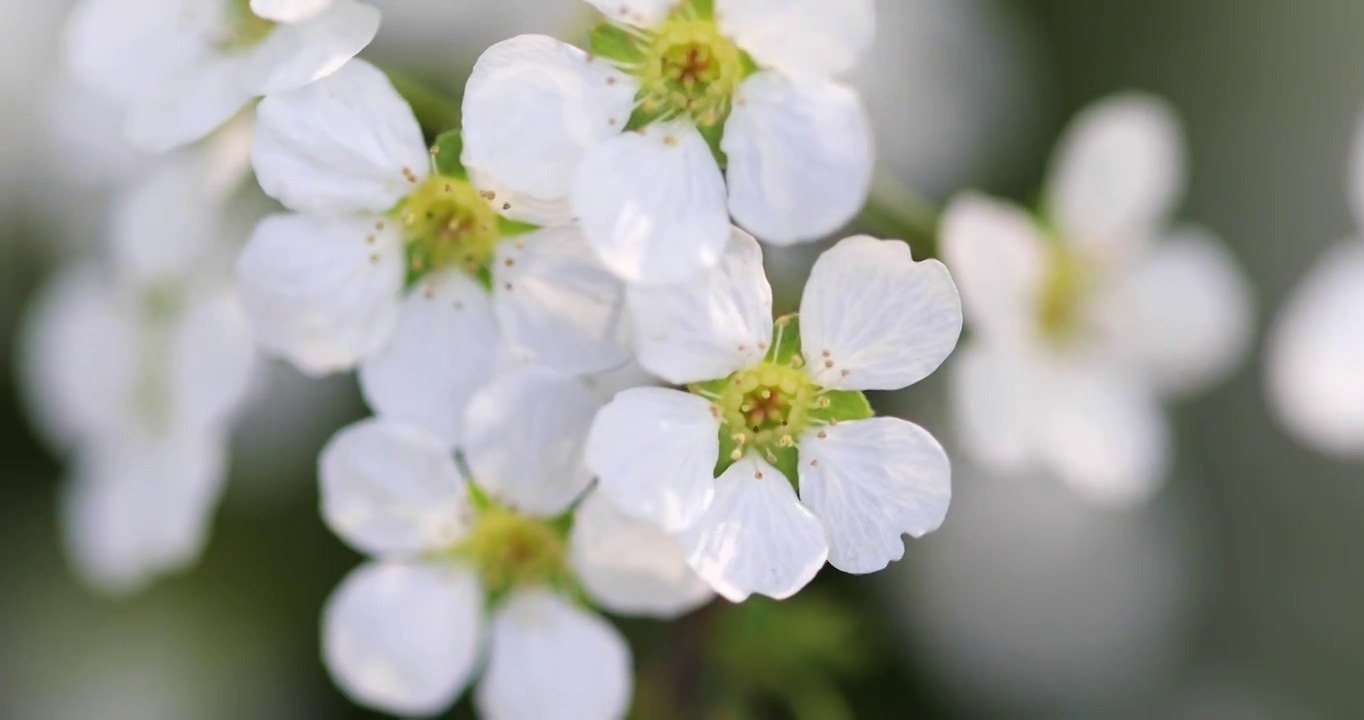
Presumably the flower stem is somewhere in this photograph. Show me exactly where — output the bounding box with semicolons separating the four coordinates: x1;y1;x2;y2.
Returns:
856;169;941;259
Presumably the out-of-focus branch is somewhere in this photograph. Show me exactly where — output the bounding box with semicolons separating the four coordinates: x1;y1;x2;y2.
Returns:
387;70;463;137
856;169;942;260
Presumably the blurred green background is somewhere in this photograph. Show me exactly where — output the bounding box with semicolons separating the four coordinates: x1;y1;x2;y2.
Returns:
2;0;1362;717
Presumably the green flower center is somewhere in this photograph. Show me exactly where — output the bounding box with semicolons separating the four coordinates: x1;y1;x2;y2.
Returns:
1036;239;1093;346
396;174;501;281
692;316;874;484
637;18;745;128
223;0;276;50
458;505;569;597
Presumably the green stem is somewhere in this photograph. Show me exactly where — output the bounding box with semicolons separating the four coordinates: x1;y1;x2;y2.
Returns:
856;169;942;259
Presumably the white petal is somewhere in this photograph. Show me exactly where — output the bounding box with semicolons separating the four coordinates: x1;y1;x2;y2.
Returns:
580;360;664;404
724;72;872;245
463;368;601;516
319;418;471;556
717;0;874;78
252;59;428;214
1046;94;1185;259
947;343;1045;476
582;0;674;26
469;166;574;227
169;290;260;429
324;561;483;717
17;264;137;450
798;417;951;574
463;34;636;203
1266;241;1364;457
244;0;381;95
359;270;499;444
573;120;731;284
800;235;963;390
1039;363;1172;508
237;213;405;375
477;590;631;720
63;0;203;105
938;193;1048;344
493;225;632;375
252;0;335;23
570;491;714;619
586;387;720;533
679;454;828;601
1100;226;1255;397
126;55;256;153
61;427;228;595
628;227;772;384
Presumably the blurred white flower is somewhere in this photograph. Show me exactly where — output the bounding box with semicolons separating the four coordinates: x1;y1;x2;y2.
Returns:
62;0;380;152
1266;116;1364;459
587;233;961;601
17;140;259;593
317;382;709;717
239;60;629;438
462;0;875;284
940;94;1255;507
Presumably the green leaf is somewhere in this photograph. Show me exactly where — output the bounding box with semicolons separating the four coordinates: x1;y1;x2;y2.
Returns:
429;128;466;178
496;215;540;237
700;120;728;169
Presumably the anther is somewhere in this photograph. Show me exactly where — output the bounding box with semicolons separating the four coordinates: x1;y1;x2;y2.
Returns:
817;430;827;439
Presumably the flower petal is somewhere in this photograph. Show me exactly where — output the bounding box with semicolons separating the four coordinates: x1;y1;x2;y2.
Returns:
126;55;256;153
169;290;260;429
244;0;381;96
323;561;483;718
1266;241;1364;457
476;589;631;720
938;193;1048;344
573;120;731;284
1099;226;1255;397
679;454;828;601
463;367;601;516
798;417;951;574
61;427;228;595
493;225;631;375
586;387;720;533
237;213;405;375
63;0;201;104
717;0;874;78
469;166;574;227
1046;94;1185;259
252;59;428;214
723;72;872;245
628;227;772;384
800;235;963;390
582;0;674;26
18;264;138;450
251;0;335;23
947;343;1045;476
1038;363;1172;508
570;491;714;619
319;418;471;556
359;270;499;444
462;34;636;203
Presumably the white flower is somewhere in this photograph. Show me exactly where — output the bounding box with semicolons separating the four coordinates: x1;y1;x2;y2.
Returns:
317;374;710;717
461;0;875;284
239;60;630;440
63;0;380;152
18;145;259;593
586;232;961;601
939;94;1255;507
1266;117;1364;458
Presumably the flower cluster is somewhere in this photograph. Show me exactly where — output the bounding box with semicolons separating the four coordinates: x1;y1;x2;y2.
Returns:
31;0;1320;717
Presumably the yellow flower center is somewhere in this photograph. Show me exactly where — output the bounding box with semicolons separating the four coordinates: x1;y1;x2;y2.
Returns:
459;506;569;597
1036;239;1093;347
636;15;745;128
397;174;501;280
